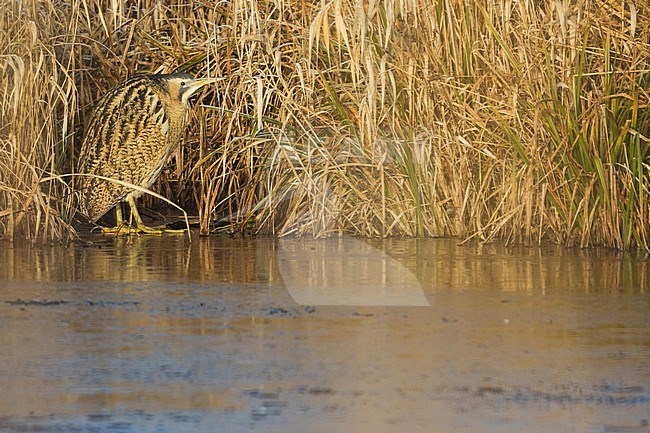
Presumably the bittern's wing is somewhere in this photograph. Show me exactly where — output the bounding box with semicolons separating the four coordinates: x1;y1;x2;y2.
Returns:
77;76;170;221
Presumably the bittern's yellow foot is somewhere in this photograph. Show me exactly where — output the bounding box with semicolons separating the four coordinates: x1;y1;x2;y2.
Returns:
98;224;163;235
160;227;188;234
97;225;188;236
93;199;188;235
93;204;162;235
126;224;189;235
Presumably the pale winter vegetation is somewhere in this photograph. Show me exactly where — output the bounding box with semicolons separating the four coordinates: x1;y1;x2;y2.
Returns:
0;0;648;248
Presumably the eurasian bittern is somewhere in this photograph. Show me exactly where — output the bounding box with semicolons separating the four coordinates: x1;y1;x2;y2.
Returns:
76;73;215;234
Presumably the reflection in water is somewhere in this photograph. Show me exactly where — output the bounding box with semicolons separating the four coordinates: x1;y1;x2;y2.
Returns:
0;235;648;433
1;236;276;283
1;236;647;295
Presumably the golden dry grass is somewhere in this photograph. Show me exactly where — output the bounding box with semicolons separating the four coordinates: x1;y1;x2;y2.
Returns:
1;0;648;248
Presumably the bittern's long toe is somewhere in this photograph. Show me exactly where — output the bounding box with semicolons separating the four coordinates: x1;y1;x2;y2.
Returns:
99;225;161;235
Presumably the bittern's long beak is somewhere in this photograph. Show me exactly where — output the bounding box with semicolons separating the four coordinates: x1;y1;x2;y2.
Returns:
185;77;219;98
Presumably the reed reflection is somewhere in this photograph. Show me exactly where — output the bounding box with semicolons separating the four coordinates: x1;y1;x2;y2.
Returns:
0;236;646;295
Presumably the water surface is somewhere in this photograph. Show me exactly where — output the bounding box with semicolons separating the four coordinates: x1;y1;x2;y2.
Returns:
1;235;648;432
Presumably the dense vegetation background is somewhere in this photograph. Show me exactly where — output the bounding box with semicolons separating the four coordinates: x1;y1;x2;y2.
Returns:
1;0;648;248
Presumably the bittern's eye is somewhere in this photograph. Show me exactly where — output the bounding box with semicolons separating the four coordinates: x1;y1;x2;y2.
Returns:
180;81;186;86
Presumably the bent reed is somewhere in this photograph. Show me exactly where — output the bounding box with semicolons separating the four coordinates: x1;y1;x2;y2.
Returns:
1;0;648;249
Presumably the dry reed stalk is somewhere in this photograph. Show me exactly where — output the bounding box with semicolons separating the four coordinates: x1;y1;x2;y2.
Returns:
1;1;78;242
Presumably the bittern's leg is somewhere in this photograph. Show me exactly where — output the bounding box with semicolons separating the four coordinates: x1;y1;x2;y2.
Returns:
127;195;163;235
115;204;124;227
100;203;131;235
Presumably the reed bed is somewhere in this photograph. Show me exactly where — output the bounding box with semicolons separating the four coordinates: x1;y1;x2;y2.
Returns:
1;0;648;249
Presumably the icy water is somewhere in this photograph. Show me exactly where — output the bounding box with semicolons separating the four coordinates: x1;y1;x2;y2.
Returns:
0;235;648;433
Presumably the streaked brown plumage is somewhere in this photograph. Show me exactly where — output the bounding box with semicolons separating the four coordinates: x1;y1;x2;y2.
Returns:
76;73;214;233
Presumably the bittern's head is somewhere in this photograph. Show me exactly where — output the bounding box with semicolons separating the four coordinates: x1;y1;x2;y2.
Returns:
163;73;217;105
